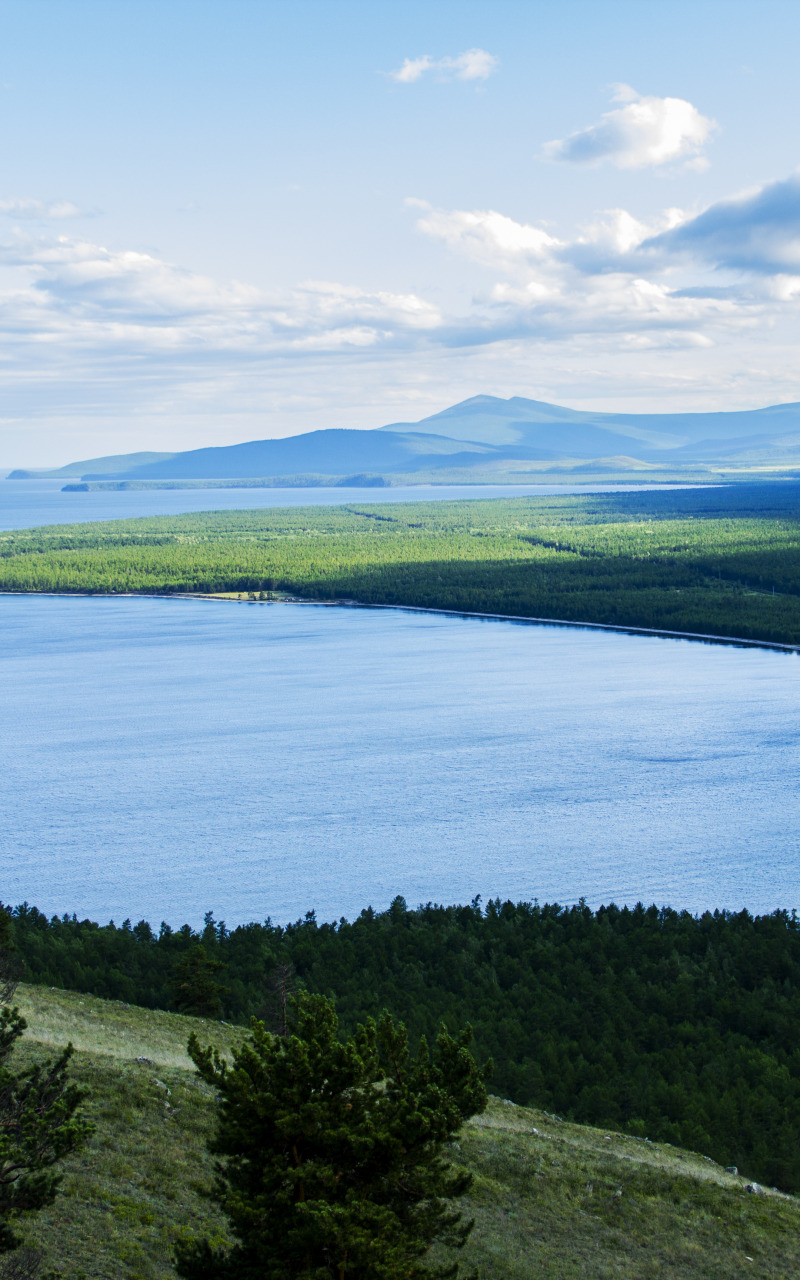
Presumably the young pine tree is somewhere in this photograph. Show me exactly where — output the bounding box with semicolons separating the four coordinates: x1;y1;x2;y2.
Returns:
169;944;227;1018
175;991;490;1280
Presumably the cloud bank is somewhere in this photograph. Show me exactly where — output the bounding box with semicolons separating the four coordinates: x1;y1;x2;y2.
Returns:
1;170;798;364
389;48;498;84
3;168;800;462
543;85;716;169
408;166;800;348
0;232;443;355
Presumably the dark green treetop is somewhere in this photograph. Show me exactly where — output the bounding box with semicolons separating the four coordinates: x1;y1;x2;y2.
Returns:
175;991;490;1280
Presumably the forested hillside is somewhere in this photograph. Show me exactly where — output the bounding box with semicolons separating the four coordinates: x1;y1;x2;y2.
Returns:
8;897;800;1192
2;484;800;644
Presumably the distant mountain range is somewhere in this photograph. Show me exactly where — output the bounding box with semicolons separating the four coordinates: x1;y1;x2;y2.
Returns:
11;394;800;482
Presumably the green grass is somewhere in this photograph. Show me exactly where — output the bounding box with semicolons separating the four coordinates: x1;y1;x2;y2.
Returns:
13;985;235;1279
3;486;800;644
11;984;800;1279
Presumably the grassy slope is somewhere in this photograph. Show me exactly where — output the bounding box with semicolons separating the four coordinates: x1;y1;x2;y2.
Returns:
13;984;800;1279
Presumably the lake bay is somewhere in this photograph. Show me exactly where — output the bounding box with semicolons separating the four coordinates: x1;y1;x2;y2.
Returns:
2;595;798;926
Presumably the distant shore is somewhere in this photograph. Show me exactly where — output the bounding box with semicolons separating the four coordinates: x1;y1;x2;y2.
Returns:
5;587;798;653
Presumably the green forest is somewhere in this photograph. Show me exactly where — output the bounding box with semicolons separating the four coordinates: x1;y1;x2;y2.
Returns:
8;896;800;1193
3;482;800;643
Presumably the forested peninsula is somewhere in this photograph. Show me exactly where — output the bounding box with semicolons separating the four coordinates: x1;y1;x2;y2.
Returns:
3;484;800;645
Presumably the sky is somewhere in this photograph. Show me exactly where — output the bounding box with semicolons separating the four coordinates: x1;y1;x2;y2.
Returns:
3;0;800;466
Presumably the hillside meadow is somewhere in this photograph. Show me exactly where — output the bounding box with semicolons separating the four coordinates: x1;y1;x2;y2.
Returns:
12;983;800;1280
2;483;800;644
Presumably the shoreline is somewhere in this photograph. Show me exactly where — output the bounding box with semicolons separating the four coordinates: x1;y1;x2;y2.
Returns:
3;588;798;653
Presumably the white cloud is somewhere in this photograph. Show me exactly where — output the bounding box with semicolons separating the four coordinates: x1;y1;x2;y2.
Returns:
409;200;560;270
388;48;498;84
0;197;83;219
543;86;716;169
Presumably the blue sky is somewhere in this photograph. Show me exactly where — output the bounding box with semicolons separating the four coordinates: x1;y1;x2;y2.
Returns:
3;0;800;465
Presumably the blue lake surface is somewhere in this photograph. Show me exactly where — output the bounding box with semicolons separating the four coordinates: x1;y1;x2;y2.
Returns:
0;478;710;532
2;595;798;926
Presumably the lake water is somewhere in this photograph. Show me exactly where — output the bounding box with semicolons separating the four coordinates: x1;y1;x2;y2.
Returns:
0;478;709;532
2;594;798;927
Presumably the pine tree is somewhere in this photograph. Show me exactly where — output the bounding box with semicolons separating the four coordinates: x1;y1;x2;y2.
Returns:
175;991;490;1279
260;961;297;1037
169;944;227;1018
0;911;22;1008
0;911;90;1260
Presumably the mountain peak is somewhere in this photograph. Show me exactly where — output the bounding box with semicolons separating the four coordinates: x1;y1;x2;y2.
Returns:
15;395;800;481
